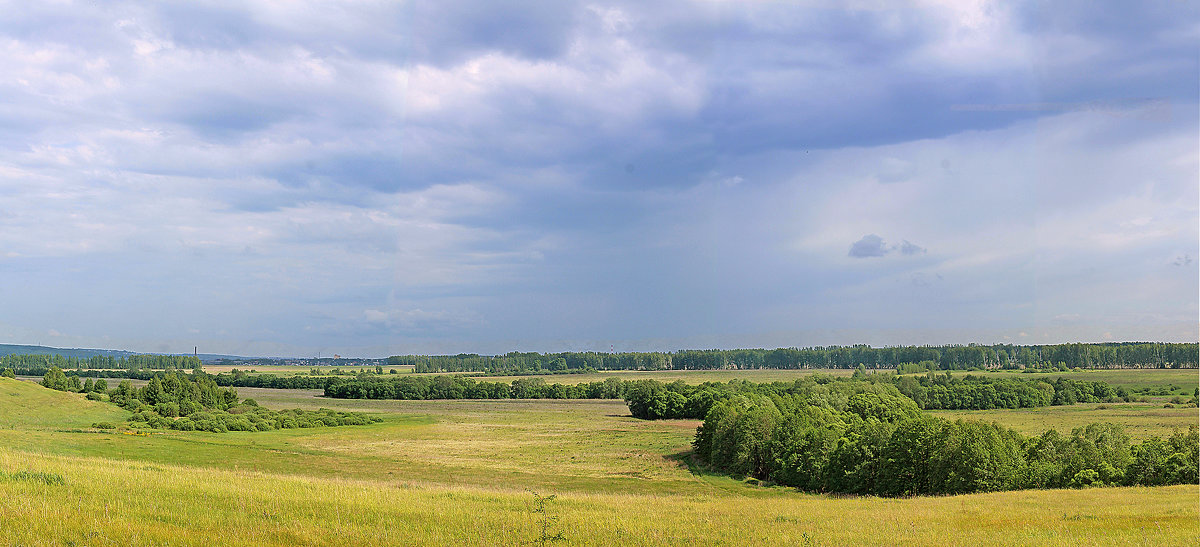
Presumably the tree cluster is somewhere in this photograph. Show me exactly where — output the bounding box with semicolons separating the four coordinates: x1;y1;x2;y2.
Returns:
621;374;1129;420
108;372;379;432
692;390;1199;496
3;353;201;372
128;405;378;432
890;372;1126;409
36;368;380;433
324;375;628;400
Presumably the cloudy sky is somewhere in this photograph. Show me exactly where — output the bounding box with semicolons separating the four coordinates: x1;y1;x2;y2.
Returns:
0;1;1196;357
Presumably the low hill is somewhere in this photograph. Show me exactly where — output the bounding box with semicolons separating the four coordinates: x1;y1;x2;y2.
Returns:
0;342;247;362
0;343;136;359
0;377;128;429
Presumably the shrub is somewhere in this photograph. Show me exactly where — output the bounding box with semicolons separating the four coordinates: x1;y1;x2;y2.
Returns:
179;401;201;416
91;422;117;429
155;402;180;418
1069;468;1100;488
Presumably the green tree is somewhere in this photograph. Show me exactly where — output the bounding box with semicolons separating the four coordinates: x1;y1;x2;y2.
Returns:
40;367;69;391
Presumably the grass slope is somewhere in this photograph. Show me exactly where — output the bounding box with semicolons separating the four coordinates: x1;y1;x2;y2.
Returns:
1;448;1195;546
0;377;128;429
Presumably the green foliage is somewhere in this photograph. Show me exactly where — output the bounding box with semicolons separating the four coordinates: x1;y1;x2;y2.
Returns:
326;374;627;402
1;368;15;378
2;353;201;372
890;372;1122;410
694;396;1200;497
0;470;65;486
41;367;72;392
129;405;380;433
88;371;382;433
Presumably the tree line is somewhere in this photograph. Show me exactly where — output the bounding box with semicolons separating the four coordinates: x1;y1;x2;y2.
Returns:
2;353;202;372
691;387;1198;496
391;342;1197;374
319;371;1142;419
324;375;629;400
620;372;1140;420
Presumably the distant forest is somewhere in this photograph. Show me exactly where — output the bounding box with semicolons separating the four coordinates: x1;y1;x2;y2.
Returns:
391;342;1198;373
0;353;201;371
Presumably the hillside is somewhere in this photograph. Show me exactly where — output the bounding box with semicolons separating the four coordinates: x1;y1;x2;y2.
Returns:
0;377;128;429
0;342;246;362
0;343;135;359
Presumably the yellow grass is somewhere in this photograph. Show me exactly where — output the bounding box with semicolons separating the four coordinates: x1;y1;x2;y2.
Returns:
1;448;1195;546
930;402;1199;440
1;376;1196;545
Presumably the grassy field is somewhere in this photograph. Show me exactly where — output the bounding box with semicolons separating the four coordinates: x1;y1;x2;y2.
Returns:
2;447;1194;546
0;375;1196;545
930;402;1196;439
911;368;1199;394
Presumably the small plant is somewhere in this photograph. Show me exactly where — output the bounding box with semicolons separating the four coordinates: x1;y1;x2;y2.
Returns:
0;470;65;485
528;491;566;546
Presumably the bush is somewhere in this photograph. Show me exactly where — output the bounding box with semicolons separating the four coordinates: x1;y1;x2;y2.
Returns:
85;392;104;401
179;401;201;416
91;422;117;429
1069;469;1100;488
155;402;180;418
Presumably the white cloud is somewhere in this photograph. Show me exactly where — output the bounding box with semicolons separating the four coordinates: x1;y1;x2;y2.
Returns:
0;0;1194;355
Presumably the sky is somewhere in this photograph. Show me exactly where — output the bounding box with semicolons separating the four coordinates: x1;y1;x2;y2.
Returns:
0;1;1196;357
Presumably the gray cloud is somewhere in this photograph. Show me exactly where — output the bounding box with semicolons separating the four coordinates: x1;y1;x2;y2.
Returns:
847;236;927;258
899;240;927;256
849;234;889;258
0;1;1194;355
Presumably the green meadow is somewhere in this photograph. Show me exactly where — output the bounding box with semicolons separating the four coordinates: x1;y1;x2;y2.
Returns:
1;373;1197;545
914;368;1199;394
929;402;1197;440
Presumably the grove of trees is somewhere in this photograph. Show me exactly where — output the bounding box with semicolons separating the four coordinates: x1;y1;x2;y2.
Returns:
5;353;201;372
692;388;1199;496
39;367;379;433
